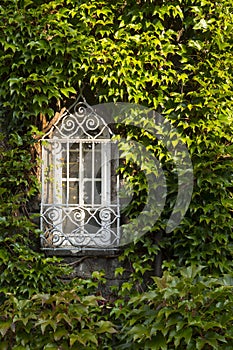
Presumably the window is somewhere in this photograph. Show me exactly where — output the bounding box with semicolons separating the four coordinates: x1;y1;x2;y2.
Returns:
40;97;120;252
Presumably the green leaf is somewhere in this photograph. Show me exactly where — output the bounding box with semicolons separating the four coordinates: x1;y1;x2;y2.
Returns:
0;342;8;350
35;319;57;335
128;325;149;341
96;321;117;334
53;328;67;341
182;327;192;345
43;344;58;350
70;331;98;346
0;321;12;337
70;334;84;346
60;87;76;97
193;18;208;30
32;95;48;107
154;333;167;350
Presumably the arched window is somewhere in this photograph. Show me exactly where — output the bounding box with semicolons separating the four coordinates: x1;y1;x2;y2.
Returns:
40;97;120;252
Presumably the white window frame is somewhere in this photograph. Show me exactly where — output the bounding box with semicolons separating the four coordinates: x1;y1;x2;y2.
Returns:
40;98;120;252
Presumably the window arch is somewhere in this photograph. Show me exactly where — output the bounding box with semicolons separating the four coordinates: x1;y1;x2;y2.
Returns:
40;97;120;252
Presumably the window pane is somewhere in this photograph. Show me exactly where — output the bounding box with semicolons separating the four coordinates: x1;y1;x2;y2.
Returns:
63;210;77;234
94;180;101;204
62;181;67;204
69;181;79;204
111;157;118;203
84;180;92;204
95;143;101;178
83;142;92;178
43;146;53;204
85;217;101;235
69;143;79;178
61;146;67;178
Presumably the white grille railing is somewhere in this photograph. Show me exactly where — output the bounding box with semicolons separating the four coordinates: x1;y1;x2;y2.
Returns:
40;98;120;251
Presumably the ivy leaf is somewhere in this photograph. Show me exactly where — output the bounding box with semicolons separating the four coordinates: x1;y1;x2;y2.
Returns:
96;320;117;334
60;87;76;97
193;18;208;30
154;333;167;350
0;321;12;337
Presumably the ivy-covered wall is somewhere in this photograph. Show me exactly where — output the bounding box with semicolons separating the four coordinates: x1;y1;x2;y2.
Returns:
0;0;233;348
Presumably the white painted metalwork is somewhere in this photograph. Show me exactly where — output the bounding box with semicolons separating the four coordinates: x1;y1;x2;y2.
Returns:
40;96;120;251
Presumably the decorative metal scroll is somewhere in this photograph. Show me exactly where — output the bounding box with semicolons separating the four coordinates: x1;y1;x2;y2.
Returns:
41;206;120;249
45;95;114;140
40;95;120;251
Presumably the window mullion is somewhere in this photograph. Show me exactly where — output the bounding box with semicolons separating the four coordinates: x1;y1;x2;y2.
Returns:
54;143;62;205
92;141;95;207
102;142;111;207
53;141;63;233
79;141;83;205
40;142;45;233
66;141;69;206
115;143;121;244
101;142;105;206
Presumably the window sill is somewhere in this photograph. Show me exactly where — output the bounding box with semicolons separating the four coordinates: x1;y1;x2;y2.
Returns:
41;247;121;257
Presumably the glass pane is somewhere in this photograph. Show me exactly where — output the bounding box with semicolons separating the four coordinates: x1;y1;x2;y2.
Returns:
44;178;53;204
84;181;92;204
111;157;118;203
95;143;101;178
63;217;76;234
61;145;67;177
83;142;92;178
69;144;79;178
62;181;67;204
94;181;101;204
63;209;77;234
69;181;79;204
43;148;53;204
85;217;101;235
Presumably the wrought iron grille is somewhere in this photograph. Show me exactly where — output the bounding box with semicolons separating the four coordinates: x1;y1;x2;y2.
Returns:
40;97;120;251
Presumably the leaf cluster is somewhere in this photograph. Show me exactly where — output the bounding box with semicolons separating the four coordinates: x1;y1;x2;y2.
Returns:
0;0;233;349
112;267;233;349
0;290;116;349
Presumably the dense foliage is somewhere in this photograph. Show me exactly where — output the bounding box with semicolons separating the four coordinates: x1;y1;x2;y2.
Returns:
0;0;233;348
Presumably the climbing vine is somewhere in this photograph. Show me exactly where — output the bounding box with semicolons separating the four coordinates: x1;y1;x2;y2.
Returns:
0;0;233;348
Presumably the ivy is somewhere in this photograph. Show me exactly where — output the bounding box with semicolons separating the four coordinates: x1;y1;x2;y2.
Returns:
112;268;233;349
0;0;233;348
